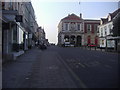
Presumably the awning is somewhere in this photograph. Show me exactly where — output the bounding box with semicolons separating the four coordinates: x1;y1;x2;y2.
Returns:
2;10;18;23
107;36;120;40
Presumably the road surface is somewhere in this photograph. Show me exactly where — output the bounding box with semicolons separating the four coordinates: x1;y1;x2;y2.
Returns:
3;46;118;88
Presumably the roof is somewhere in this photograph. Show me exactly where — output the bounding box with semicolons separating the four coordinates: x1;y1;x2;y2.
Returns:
109;8;120;19
101;18;108;24
61;13;81;21
101;8;120;25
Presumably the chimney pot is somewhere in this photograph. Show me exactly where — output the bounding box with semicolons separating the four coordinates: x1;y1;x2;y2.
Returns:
80;13;82;18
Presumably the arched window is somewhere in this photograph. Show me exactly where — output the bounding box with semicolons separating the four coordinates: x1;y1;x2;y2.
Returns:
64;35;69;42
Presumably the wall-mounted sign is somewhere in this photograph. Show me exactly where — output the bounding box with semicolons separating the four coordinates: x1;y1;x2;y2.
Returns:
15;15;23;22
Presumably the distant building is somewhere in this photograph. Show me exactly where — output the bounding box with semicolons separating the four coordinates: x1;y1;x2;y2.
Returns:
58;13;100;46
37;27;48;45
84;19;100;46
98;8;120;51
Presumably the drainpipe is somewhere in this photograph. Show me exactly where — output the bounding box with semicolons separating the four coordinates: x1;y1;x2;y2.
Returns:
105;36;107;52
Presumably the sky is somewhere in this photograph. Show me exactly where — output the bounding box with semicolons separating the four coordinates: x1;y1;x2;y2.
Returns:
31;0;118;44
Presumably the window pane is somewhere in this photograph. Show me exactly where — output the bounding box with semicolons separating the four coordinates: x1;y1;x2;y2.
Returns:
78;24;80;30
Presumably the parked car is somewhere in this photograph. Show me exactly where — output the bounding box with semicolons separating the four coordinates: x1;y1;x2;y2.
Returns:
39;44;47;50
64;42;75;47
64;42;70;47
87;44;97;47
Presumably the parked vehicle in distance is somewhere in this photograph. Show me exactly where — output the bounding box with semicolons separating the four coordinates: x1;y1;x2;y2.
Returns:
50;43;55;46
87;44;96;47
39;44;47;50
64;42;70;47
64;42;75;47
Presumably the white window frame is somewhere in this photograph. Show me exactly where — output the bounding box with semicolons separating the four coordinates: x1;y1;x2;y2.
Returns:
87;24;91;32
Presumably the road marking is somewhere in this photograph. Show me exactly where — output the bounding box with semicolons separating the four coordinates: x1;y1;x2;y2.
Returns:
57;54;87;88
78;62;86;68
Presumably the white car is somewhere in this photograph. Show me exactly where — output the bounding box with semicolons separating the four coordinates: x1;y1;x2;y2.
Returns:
64;42;70;47
64;42;74;47
70;44;74;47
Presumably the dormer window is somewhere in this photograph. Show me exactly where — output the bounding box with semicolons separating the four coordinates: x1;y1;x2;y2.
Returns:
108;15;111;21
100;20;103;25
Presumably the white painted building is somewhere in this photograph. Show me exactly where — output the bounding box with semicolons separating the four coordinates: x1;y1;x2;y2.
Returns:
98;21;114;48
98;8;120;49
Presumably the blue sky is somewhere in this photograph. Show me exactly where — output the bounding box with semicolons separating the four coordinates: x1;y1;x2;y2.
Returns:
31;1;118;44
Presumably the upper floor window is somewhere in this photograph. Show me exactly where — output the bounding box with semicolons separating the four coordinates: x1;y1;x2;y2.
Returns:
65;23;68;30
70;23;76;30
77;24;80;30
97;27;99;33
9;2;14;10
62;24;64;31
94;24;98;32
108;24;113;34
108;15;111;21
2;2;5;10
101;28;103;37
104;26;107;35
87;24;91;32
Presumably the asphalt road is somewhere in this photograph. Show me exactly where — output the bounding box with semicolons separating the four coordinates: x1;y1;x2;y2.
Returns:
2;46;119;88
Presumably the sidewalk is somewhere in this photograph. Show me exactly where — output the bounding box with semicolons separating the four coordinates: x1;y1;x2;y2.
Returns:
81;47;119;54
3;47;41;88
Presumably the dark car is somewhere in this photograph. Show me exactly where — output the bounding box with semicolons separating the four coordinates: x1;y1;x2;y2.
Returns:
39;44;47;50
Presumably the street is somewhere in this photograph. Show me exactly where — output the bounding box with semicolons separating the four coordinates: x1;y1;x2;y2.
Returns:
3;46;118;88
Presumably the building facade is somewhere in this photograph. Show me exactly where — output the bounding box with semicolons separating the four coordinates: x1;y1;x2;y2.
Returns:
98;8;120;51
84;20;100;46
37;27;46;45
2;2;38;62
58;13;100;47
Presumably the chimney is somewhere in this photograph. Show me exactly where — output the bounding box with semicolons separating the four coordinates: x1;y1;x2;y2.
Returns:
80;13;82;18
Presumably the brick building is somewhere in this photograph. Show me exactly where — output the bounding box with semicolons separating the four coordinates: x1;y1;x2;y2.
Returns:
58;13;100;47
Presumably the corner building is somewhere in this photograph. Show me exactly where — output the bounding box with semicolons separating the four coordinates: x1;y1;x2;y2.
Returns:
58;13;100;47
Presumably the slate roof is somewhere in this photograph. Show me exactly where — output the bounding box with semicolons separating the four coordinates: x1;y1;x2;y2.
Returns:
61;13;81;21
